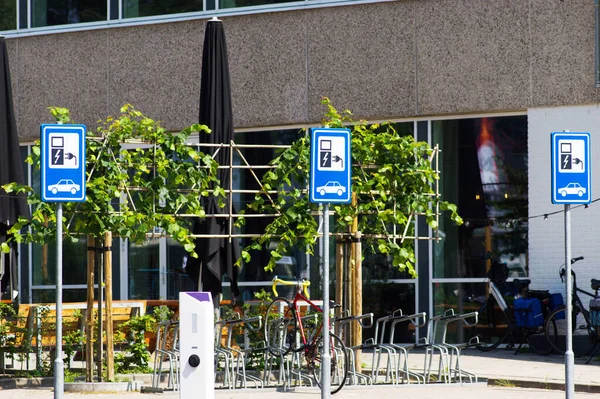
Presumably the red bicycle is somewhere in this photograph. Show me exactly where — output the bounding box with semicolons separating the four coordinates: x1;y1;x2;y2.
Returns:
263;276;349;394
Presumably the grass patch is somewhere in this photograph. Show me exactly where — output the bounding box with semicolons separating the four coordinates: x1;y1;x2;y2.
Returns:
494;379;516;387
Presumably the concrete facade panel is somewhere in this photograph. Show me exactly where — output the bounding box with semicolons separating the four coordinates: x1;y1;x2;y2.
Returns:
225;12;308;127
306;2;416;122
5;0;600;141
106;21;204;132
4;39;19;137
416;0;530;115
14;31;109;141
529;0;600;106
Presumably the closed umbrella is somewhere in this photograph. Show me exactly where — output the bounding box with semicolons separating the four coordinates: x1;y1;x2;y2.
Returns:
186;18;241;304
0;37;29;301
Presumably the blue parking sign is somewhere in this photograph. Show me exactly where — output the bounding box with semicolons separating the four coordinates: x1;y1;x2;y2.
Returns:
551;132;591;204
310;128;351;204
41;124;87;202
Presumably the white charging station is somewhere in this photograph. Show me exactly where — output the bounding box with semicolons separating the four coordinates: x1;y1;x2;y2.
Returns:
179;292;214;399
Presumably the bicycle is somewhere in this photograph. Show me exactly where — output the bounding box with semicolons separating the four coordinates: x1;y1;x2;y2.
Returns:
544;256;599;357
469;258;555;355
263;276;349;394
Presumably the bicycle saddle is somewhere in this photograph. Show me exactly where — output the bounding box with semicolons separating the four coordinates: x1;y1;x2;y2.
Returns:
513;278;531;288
591;279;600;291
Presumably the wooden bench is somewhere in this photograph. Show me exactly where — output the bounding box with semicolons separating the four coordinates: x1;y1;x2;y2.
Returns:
13;300;147;348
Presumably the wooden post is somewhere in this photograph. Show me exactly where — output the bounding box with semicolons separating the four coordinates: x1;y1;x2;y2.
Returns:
104;232;114;381
97;238;103;382
353;231;363;372
42;216;49;283
335;242;344;320
85;234;95;382
350;193;362;371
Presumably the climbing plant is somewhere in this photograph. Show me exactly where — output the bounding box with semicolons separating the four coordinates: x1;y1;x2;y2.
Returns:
1;104;223;256
237;98;462;276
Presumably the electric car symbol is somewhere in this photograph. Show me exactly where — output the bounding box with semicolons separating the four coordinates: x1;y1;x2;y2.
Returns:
316;181;346;196
48;179;80;195
557;182;586;197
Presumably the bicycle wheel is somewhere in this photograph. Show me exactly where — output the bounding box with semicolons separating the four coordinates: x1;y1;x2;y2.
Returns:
310;332;348;395
525;318;555;355
545;305;598;357
473;299;511;351
264;297;298;356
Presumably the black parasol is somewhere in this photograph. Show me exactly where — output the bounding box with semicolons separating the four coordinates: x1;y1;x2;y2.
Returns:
186;18;241;303
0;37;29;301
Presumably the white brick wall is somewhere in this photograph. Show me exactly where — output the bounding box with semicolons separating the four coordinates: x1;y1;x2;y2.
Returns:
528;105;600;307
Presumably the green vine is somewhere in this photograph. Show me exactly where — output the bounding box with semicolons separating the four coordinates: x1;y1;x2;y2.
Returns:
236;98;462;276
1;104;223;257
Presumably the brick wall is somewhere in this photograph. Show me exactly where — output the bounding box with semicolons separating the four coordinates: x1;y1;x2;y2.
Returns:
528;105;600;306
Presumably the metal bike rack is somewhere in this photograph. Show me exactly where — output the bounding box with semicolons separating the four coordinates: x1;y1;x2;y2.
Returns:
152;320;180;391
222;315;264;389
386;310;427;384
334;311;374;385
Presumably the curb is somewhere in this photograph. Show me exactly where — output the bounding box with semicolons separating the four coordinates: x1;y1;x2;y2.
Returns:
0;377;53;390
65;381;144;393
487;378;600;394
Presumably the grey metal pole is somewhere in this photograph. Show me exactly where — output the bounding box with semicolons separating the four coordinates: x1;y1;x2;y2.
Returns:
565;204;574;399
54;203;64;399
321;204;331;399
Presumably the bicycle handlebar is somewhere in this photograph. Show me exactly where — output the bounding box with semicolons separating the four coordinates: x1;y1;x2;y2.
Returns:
271;276;310;298
559;256;584;281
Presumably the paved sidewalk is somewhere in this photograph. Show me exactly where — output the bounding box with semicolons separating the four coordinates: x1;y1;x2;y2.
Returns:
1;347;599;398
394;347;600;388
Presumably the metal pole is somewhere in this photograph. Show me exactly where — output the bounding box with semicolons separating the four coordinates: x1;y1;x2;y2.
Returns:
321;204;331;399
54;203;63;399
565;204;574;399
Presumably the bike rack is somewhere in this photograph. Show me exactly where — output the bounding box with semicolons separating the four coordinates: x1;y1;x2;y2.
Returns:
222;315;264;389
366;313;401;384
214;318;235;389
437;311;479;384
262;315;291;387
334;311;375;385
283;314;318;389
152;320;180;391
386;310;427;384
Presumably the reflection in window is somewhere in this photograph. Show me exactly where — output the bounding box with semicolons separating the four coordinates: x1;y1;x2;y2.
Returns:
32;237;88;286
123;0;202;18
31;0;106;27
433;116;528;279
0;0;17;31
128;238;159;299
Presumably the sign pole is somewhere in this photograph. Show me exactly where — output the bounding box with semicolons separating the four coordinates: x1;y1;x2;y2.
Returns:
309;127;351;397
321;203;331;399
54;202;63;399
564;204;574;399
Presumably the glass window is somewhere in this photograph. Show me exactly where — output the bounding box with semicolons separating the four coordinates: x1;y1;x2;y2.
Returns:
32;237;88;286
433;116;528;279
166;237;195;300
31;0;106;28
0;0;17;31
122;0;202;19
128;238;159;299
